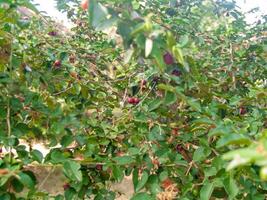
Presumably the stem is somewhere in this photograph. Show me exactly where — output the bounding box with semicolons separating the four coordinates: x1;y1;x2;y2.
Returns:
7;24;14;163
7;101;12;163
229;42;236;89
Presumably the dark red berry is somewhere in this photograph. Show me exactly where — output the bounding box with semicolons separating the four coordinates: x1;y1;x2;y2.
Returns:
239;106;246;115
176;144;184;153
63;183;70;190
54;60;61;68
96;164;103;171
48;31;57;36
141;79;147;86
163;52;174;65
171;69;182;76
127;97;135;104
0;148;2;153
133;97;140;104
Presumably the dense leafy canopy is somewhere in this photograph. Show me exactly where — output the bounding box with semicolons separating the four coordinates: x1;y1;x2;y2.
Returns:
0;0;266;199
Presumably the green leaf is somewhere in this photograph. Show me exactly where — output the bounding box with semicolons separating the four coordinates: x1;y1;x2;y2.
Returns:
187;98;201;112
88;0;109;30
216;134;251;148
193;147;211;162
151;45;165;72
223;176;239;199
148;98;162;111
31;149;43;163
179;35;189;47
200;181;215;200
157;84;175;93
133;168;139;191
19;172;35;189
164;91;177;105
131;192;153;200
172;45;184;65
166;31;176;49
146;175;161;194
159;171;168;181
63;161;82;182
113;156;134;165
60;135;74;148
112;165;124;182
145;38;153;57
112;108;123;118
51;150;67;163
11;178;24;193
136;171;149;192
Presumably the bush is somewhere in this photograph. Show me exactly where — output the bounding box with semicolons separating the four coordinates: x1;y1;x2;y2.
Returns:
0;0;266;199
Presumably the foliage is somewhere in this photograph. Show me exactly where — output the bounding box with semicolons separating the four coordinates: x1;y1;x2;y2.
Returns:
0;0;266;199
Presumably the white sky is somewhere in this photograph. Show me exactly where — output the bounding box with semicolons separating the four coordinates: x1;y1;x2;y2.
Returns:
32;0;267;28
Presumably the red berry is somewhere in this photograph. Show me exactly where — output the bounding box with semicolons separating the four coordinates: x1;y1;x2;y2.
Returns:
176;144;184;153
48;31;57;36
127;97;135;104
141;79;147;86
54;60;61;68
81;0;89;10
133;97;140;104
0;148;2;153
63;183;70;190
163;52;174;65
239;106;246;115
96;164;103;171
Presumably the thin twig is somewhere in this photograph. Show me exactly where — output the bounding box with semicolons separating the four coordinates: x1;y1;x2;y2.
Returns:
7;101;12;163
53;86;73;96
38;166;55;190
229;42;236;89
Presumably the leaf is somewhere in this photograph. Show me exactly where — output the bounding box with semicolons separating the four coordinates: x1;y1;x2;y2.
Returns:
63;161;82;182
200;181;215;200
172;46;184;65
148;98;162;111
223;148;264;170
19;172;35;189
112;108;123;118
131;192;153;200
136;171;149;192
128;147;140;155
31;149;43;163
147;175;161;194
133;168;139;191
222;148;264;160
187;98;201;112
113;156;134;165
166;31;176;49
157;84;175;93
145;38;153;57
193;147;211;162
11;178;24;193
112;165;124;182
60;135;74;148
223;176;239;199
179;35;189;47
216;134;251;148
51;150;67;163
124;48;134;64
164;91;177;105
151;45;165;72
88;0;109;30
